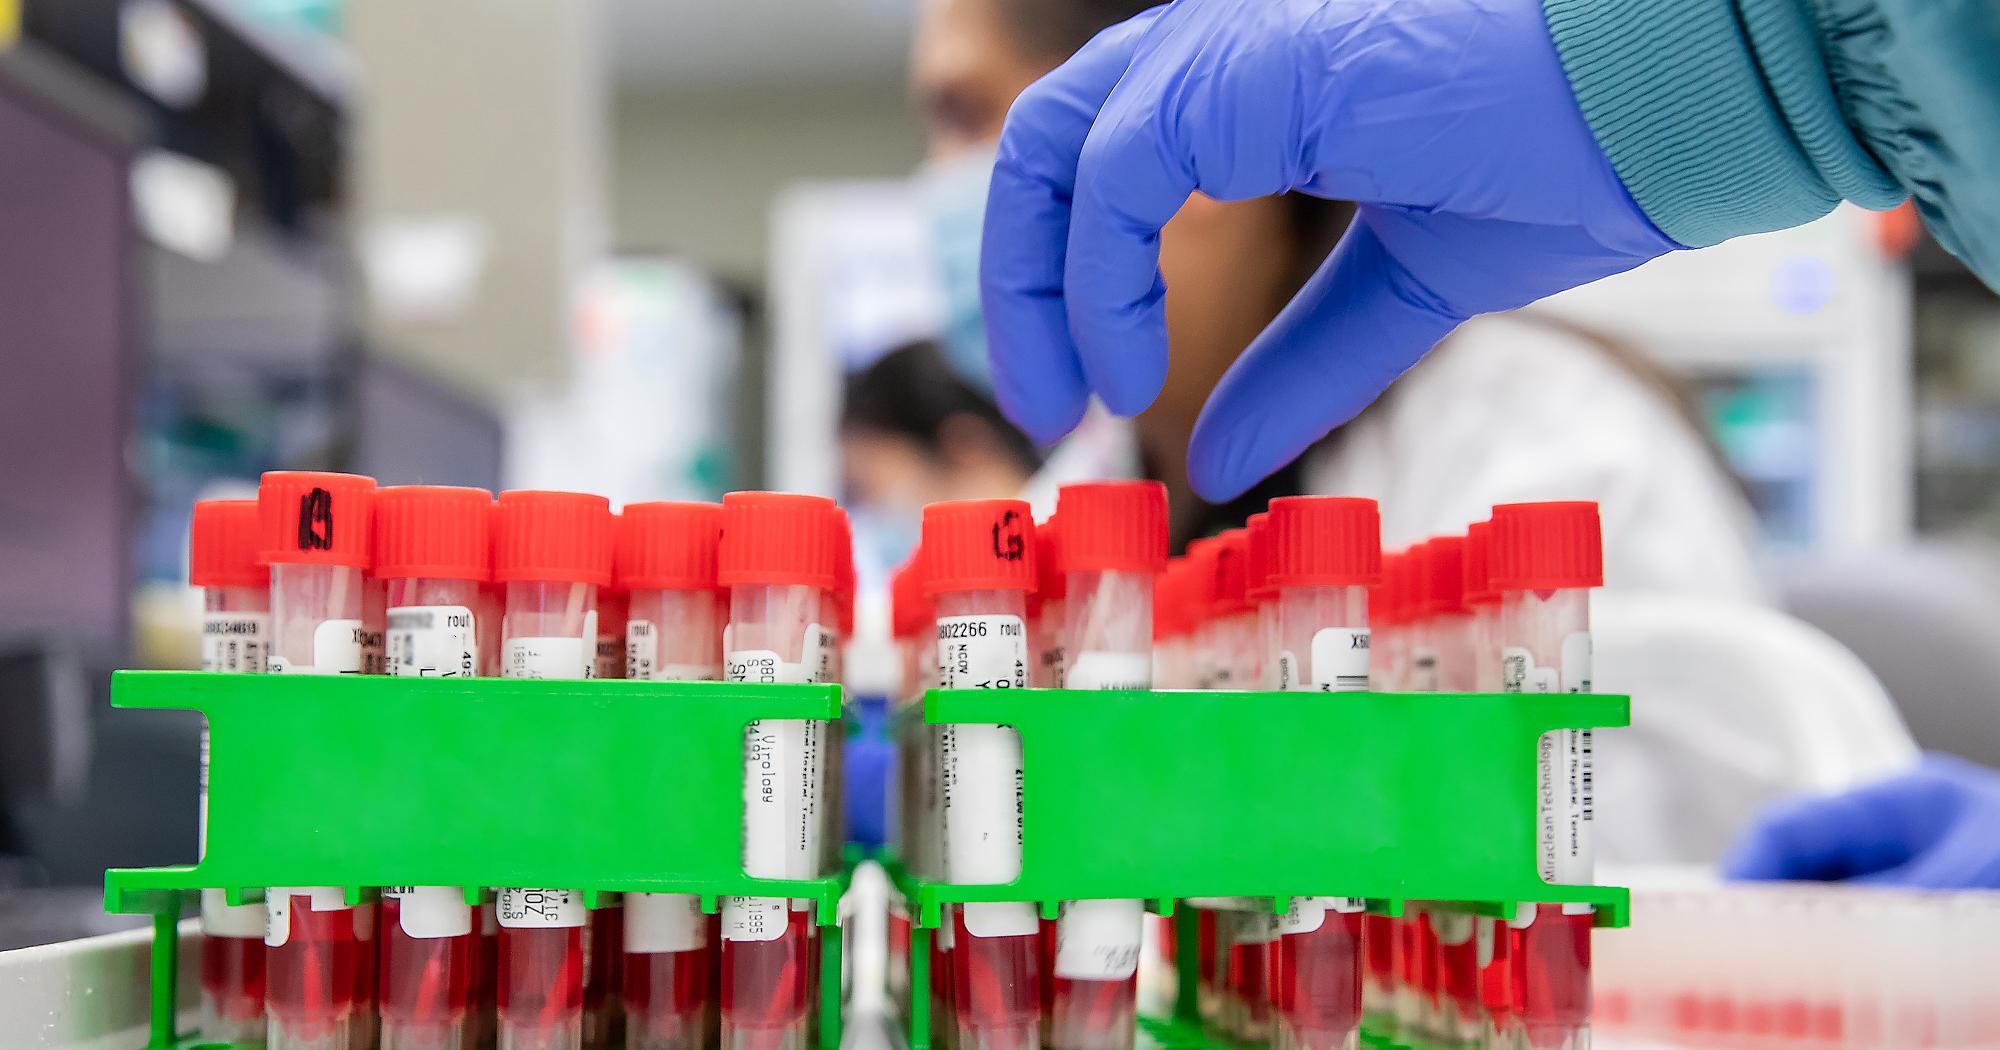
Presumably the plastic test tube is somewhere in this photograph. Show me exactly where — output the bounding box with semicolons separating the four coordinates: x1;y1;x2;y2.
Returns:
1492;501;1602;1050
371;486;493;1050
718;492;843;1050
1048;481;1167;1050
922;499;1042;1050
617;501;726;1050
588;537;628;1050
258;471;378;1050
1264;497;1378;1050
885;554;929;1022
1459;521;1515;1047
493;490;616;1050
1029;517;1065;688
191;499;272;1044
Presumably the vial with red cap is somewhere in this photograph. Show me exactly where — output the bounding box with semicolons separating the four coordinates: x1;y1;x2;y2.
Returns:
258;470;376;1050
718;491;842;1050
1150;558;1192;690
1047;480;1166;1050
1416;535;1474;693
1200;530;1259;693
885;552;929;1027
921;498;1041;1050
491;489;615;1050
190;499;271;1044
617;501;726;1050
1464;522;1501;692
1492;501;1602;1050
1262;496;1378;1050
1029;517;1065;688
372;485;494;1050
1245;512;1276;687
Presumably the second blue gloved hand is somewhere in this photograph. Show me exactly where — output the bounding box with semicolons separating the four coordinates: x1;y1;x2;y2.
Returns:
1722;754;2000;889
981;0;1678;501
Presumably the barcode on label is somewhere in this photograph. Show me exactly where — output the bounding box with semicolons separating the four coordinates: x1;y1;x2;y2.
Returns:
1580;729;1594;822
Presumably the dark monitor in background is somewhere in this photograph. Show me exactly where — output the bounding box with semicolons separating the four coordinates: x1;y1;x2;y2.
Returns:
351;352;506;492
0;56;135;660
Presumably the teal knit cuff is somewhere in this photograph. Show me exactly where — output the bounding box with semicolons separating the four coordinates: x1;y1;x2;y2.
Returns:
1542;0;1862;247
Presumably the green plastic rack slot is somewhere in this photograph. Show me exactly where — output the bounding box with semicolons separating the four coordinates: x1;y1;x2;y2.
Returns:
104;670;852;1050
889;686;1631;1050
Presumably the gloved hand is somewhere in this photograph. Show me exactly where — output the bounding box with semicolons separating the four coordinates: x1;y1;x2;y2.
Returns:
980;0;1678;501
1722;754;2000;889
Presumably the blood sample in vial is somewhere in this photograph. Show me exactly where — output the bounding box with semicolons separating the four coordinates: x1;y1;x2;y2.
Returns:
492;490;616;1050
258;471;378;1050
1492;501;1603;1050
373;485;493;1049
617;501;727;1050
922;499;1042;1050
717;492;843;1050
190;499;272;1045
1047;481;1167;1050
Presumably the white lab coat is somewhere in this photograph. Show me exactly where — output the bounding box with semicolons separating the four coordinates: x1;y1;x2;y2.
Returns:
1026;312;1917;864
1305;314;1917;864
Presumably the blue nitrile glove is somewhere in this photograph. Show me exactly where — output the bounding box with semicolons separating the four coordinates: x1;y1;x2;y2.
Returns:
980;0;1677;501
1722;754;2000;890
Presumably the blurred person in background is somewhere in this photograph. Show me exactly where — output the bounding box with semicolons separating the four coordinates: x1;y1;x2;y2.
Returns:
902;0;1925;868
841;340;1044;573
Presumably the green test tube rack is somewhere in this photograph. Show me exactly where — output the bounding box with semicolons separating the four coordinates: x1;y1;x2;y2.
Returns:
887;686;1632;1050
103;670;852;1050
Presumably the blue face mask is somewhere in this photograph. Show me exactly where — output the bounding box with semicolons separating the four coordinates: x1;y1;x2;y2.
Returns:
847;501;924;585
917;147;999;394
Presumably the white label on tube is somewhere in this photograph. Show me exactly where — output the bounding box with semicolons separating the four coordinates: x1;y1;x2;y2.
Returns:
1561;632;1593;693
1406;645;1440;692
1536;726;1594;888
627;892;706;953
1308;627;1371;691
264;887;347;947
1055;898;1143;980
265;893;289;947
804;622;835;684
731;648;820;880
506;636;588;680
596;630;623;680
935;615;1027;690
1065;651;1151;691
267;618;364;675
580;610;599;678
384;885;473;938
721;895;788;942
962;900;1039;939
627;619;658;679
497;888;585;929
200;888;264;939
200;612;267;674
935;614;1028;914
1500;646;1560;693
385;605;478;678
1272;896;1326;936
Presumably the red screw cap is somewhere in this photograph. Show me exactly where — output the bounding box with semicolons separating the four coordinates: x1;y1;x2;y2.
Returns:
493;490;614;586
921;499;1035;594
717;491;841;591
1209;529;1251;615
190;499;268;589
891;552;931;640
1421;535;1467;616
1034;515;1066;603
1490;501;1603;590
1245;512;1274;601
834;509;856;636
1463;520;1497;606
258;471;377;568
373;485;493;582
1267;496;1381;589
1054;481;1168;575
618;501;723;592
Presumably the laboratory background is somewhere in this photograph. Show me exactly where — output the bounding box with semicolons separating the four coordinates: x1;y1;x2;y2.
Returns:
1;0;1998;1047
